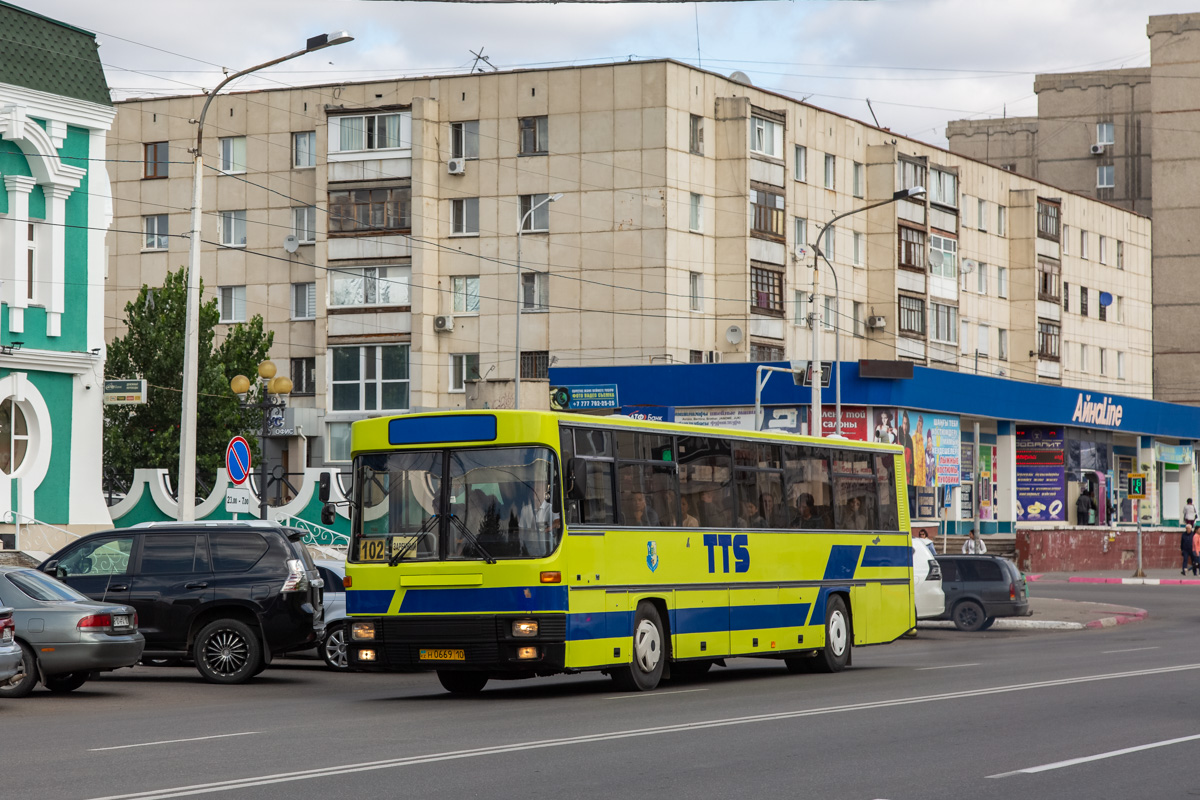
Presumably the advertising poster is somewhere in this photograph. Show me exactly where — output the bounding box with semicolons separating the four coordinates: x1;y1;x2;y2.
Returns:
1016;426;1066;522
621;406;674;422
927;414;961;487
674;406;804;434
821;406;868;440
550;384;619;410
978;445;995;521
874;409;960;489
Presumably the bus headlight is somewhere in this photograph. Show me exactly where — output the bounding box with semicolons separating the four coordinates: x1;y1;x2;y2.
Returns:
351;622;376;641
512;620;538;637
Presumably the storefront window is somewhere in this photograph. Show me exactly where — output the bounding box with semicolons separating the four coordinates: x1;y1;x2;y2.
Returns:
0;399;29;475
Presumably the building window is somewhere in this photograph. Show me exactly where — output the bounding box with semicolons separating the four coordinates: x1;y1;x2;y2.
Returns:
332;345;410;411
689;114;704;155
930;302;958;344
750;115;783;158
794;290;809;326
998;205;1007;236
521;271;549;312
219;136;246;174
1116;295;1124;323
520;351;549;380
1063;282;1070;312
328;187;411;234
823;296;836;329
794;145;807;181
218;285;246;323
1080;286;1089;317
330;112;410;152
1079;343;1087;372
898;159;926;192
330;265;411;307
960;319;971;355
25;223;34;302
689;272;702;311
751;343;784;362
219;210;247;247
751;265;784;316
519;115;549;155
327;422;352;463
1037;260;1061;302
852;162;864;198
292;206;316;244
1118;351;1126;379
293;131;316;168
1099;348;1107;376
930;169;957;207
1062;225;1069;255
1097;122;1115;146
1037;200;1060;241
1117;241;1124;269
144;214;169;250
853;302;864;337
824;154;836;190
899;227;925;271
519;193;552;232
1099;235;1108;264
0;399;29;475
452;276;480;314
290;357;316;395
977;262;988;295
689;350;703;364
1038;321;1061;360
977;324;990;356
977;198;987;232
689;193;703;232
750;186;785;238
292;282;316;319
1097;165;1114;189
1099;297;1108;322
451;197;480;235
899;295;925;335
451;121;479;159
794;217;807;246
929;234;957;279
998;328;1008;361
144;141;168;179
450;354;481;393
822;226;836;261
1080;229;1089;260
852;231;864;266
998;266;1008;298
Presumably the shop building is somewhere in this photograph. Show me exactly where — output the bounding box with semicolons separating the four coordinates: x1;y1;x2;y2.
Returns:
549;361;1200;532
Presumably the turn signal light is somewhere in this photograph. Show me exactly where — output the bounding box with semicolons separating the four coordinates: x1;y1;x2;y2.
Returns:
540;571;561;584
358;649;377;662
343;575;352;588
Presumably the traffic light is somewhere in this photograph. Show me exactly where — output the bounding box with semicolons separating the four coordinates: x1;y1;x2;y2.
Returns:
1128;474;1146;499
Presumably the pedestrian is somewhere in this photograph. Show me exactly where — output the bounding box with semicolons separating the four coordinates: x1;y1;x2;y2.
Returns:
1191;524;1200;577
962;528;987;554
1186;498;1198;528
1181;523;1194;575
1076;487;1095;526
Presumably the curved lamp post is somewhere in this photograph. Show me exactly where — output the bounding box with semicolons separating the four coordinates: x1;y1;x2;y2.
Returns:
230;360;292;520
514;192;562;409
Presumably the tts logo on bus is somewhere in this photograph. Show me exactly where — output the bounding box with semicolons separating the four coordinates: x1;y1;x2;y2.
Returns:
702;533;750;573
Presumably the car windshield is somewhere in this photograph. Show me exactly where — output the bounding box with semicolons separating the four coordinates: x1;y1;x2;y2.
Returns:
353;446;561;562
7;569;90;602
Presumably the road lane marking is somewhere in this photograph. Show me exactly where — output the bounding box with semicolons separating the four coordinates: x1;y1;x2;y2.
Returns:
89;732;260;752
605;688;708;700
987;733;1200;779
1102;646;1159;654
85;663;1200;800
915;663;979;671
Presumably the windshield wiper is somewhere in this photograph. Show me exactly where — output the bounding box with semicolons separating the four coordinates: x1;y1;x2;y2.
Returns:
388;514;440;566
447;514;497;564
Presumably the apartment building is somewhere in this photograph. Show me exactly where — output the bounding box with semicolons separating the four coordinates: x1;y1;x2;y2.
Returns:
107;59;1151;473
947;12;1200;405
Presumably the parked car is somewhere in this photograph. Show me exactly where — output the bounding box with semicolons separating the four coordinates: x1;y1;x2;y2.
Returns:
0;606;20;686
313;560;349;671
0;567;144;697
912;538;945;621
40;521;324;685
934;555;1031;631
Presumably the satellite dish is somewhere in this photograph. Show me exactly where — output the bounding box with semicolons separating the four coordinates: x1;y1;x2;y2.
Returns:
283;235;299;254
726;325;744;345
961;259;976;274
729;71;753;86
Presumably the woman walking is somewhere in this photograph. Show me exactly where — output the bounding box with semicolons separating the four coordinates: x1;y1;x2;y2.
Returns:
1181;523;1194;575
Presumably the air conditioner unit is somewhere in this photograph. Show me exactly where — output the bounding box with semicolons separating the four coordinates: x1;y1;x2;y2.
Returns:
705;351;721;363
433;315;455;332
1090;144;1105;156
447;158;466;175
867;315;886;330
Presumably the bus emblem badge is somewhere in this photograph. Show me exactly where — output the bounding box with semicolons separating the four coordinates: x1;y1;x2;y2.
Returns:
646;541;659;572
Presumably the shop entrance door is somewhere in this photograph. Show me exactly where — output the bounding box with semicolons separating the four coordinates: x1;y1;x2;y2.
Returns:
1163;464;1181;525
1117;456;1133;523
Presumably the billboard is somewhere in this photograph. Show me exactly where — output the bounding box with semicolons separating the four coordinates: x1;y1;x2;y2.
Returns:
1016;426;1066;522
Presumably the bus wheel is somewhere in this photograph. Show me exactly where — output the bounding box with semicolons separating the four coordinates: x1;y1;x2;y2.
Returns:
437;670;489;694
612;602;665;691
812;595;851;673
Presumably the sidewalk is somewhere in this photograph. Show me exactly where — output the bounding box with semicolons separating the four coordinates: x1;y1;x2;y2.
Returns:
1029;567;1200;586
919;596;1148;631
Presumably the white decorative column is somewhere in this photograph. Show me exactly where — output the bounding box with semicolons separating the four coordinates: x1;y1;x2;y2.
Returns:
42;183;73;337
2;175;36;334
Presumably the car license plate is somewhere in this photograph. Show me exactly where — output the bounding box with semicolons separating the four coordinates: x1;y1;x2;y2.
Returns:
113;615;130;628
419;648;465;661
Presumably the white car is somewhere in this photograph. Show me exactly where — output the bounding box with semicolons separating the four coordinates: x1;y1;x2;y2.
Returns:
913;538;946;620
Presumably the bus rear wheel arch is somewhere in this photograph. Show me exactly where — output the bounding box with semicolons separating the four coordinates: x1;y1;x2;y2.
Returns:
611;601;666;691
785;593;851;674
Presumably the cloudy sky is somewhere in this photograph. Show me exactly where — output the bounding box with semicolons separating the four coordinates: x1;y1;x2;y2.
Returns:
33;0;1200;146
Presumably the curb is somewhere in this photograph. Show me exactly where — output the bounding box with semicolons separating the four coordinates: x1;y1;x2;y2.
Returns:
1067;577;1200;586
919;605;1148;632
1085;609;1149;629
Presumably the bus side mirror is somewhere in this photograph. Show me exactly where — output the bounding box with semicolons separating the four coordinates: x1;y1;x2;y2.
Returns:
321;504;336;527
318;472;331;504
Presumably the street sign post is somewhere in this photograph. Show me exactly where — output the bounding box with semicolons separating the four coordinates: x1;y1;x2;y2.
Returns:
226;436;252;486
225;487;250;516
1128;473;1147;578
103;379;147;405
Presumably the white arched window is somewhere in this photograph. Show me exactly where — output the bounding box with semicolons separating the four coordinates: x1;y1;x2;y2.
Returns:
0;399;30;475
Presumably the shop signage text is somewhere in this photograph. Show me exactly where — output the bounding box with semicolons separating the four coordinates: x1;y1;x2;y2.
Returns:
1071;393;1123;428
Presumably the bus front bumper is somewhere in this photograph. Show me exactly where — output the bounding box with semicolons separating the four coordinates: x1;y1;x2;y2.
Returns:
346;615;567;673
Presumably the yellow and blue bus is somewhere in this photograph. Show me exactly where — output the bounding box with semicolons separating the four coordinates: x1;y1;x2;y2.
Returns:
341;410;914;693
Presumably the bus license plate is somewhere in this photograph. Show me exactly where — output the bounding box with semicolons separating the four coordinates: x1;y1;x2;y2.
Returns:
419;648;465;661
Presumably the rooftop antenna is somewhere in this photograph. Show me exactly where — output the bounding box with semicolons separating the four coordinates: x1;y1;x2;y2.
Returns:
866;98;882;128
469;47;498;73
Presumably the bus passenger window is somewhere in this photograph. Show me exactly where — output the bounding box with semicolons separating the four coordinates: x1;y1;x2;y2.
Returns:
580;461;615;524
618;463;677;527
876;455;900;531
783;446;832;529
575;428;612;458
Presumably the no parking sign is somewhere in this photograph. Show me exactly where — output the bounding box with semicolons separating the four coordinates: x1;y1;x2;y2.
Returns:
226;436;252;486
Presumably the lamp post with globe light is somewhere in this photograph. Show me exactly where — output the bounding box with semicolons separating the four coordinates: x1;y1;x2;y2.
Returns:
230;360;292;520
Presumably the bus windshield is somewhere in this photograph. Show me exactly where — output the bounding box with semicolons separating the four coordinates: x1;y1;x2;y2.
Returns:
353;446;561;562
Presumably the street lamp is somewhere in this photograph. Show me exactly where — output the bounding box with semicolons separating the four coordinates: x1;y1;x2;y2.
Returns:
177;31;353;521
810;185;925;437
230;360;292;520
514;192;562;409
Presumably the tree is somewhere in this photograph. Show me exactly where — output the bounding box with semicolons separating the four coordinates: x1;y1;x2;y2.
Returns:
104;268;274;489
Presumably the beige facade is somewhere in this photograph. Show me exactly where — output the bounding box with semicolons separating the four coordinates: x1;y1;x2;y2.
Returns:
108;60;1151;467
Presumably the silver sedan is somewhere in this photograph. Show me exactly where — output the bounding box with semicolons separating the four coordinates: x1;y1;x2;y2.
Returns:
0;607;19;684
0;566;145;697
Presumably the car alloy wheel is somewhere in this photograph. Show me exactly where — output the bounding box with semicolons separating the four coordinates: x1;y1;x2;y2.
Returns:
322;623;349;671
193;619;263;684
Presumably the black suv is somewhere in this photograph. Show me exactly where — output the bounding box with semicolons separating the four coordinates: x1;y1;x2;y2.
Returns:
40;522;324;684
934;555;1031;631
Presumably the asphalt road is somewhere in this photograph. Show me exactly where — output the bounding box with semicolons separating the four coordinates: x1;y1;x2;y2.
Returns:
7;581;1200;800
